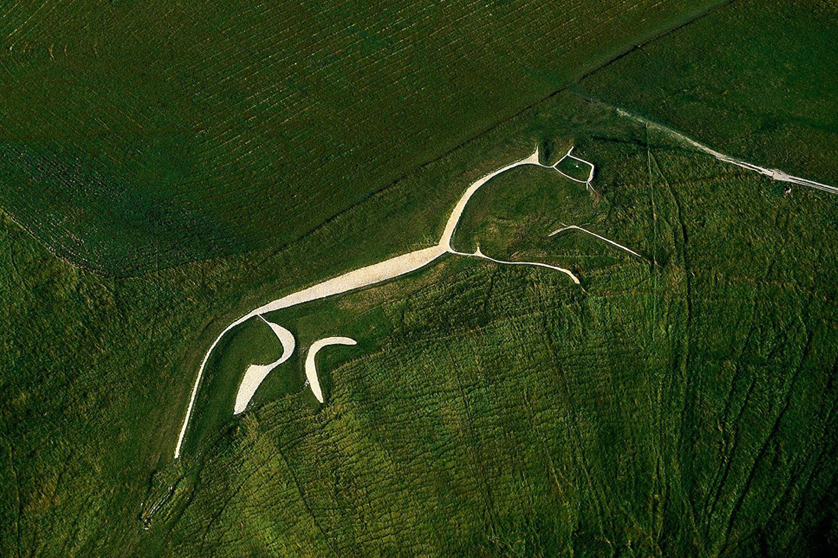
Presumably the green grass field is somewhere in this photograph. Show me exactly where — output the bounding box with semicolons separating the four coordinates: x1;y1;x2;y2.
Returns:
0;0;721;276
1;0;837;556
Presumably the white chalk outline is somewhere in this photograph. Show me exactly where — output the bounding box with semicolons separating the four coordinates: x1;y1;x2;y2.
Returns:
553;146;596;192
549;225;645;260
174;146;595;458
305;337;358;403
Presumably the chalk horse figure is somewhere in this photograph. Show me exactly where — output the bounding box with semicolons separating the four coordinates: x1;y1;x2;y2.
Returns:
174;146;622;459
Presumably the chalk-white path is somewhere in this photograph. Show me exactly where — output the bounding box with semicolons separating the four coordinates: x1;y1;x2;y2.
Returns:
306;337;358;403
174;146;590;459
549;225;645;260
614;108;838;195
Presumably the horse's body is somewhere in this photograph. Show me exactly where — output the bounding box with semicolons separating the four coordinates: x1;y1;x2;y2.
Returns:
174;147;590;458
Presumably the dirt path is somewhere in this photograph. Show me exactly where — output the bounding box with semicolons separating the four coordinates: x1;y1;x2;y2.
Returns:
174;146;589;459
613;107;838;195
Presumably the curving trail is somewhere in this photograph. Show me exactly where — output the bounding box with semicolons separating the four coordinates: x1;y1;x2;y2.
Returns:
305;337;358;403
174;146;588;459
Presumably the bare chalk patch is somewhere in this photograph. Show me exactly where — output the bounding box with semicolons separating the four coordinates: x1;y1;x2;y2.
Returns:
305;337;358;403
233;317;296;415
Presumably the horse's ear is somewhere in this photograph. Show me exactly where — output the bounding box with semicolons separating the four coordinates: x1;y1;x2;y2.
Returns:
529;144;542;166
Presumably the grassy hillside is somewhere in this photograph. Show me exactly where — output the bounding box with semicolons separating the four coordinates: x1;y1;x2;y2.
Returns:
161;109;838;557
3;91;837;555
578;0;838;185
0;0;722;275
2;0;838;555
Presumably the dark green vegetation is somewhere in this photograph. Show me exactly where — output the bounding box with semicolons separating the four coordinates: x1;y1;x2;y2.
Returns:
2;0;838;556
578;0;838;185
453;165;608;272
0;0;720;275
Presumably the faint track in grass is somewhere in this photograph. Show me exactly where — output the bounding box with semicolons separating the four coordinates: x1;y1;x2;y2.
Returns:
581;96;838;196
